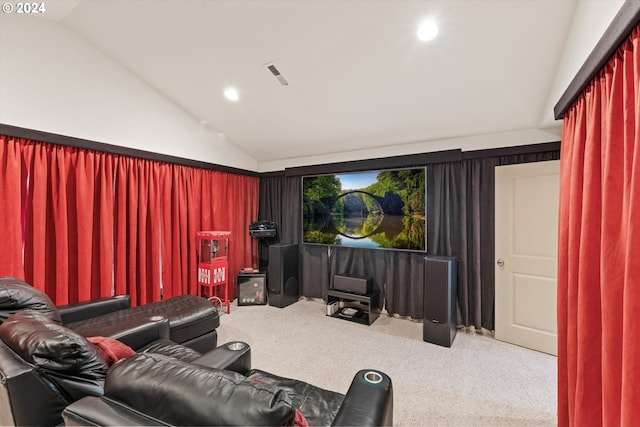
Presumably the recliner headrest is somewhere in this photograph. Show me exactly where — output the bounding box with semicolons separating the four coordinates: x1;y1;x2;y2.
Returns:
0;309;108;401
0;277;61;324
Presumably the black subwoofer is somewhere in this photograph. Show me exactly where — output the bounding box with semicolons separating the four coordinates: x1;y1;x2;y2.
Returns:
423;256;457;347
268;244;299;308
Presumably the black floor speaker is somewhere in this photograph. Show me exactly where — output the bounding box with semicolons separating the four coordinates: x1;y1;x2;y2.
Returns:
268;244;299;308
423;256;457;347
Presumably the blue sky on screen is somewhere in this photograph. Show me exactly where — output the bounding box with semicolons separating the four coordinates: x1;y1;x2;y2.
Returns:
337;171;379;191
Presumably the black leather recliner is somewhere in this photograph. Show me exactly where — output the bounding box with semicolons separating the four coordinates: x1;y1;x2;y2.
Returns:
63;352;394;426
0;276;220;352
0;277;394;426
0;308;250;426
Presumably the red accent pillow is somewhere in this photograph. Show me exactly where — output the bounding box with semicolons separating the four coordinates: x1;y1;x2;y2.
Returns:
87;336;136;366
294;409;309;427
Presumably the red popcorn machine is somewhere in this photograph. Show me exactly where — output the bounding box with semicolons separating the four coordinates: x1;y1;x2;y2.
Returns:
196;231;231;314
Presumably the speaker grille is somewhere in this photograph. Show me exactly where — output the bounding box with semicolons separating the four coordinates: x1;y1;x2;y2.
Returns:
268;244;299;307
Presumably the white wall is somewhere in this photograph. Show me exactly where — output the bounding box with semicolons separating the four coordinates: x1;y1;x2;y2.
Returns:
0;0;626;173
539;0;625;129
0;15;258;172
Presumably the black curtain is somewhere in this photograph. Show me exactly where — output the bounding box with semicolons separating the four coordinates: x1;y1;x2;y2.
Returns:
258;148;560;331
460;157;500;330
300;244;330;298
456;151;561;330
328;247;425;318
257;175;301;269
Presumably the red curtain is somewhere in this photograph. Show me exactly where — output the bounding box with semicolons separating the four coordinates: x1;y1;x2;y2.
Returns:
160;165;198;299
20;142;115;304
23;142;72;303
558;26;640;427
218;172;259;300
184;167;202;297
188;169;259;301
1;135;259;306
71;150;115;301
0;136;25;280
158;165;259;301
114;157;162;306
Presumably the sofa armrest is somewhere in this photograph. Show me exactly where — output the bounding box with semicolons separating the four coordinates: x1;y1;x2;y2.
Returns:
58;295;131;324
192;341;251;374
331;370;393;427
63;396;167;426
85;316;171;350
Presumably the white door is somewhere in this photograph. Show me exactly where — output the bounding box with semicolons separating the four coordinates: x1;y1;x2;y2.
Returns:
495;160;559;355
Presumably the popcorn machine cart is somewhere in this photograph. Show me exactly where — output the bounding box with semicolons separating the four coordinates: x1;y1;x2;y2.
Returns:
196;231;231;314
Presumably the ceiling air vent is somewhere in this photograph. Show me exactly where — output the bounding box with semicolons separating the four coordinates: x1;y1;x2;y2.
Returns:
264;62;289;86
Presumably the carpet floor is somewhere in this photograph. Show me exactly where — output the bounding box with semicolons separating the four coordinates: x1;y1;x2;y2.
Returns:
216;298;557;426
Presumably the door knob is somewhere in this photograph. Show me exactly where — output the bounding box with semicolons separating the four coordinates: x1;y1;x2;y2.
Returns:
497;259;505;267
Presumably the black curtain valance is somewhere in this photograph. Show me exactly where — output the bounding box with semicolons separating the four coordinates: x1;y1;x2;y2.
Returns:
283;149;461;177
0;124;258;177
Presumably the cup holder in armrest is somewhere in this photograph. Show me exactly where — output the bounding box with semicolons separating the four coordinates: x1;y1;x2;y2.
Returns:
363;371;383;384
193;341;251;375
226;342;247;351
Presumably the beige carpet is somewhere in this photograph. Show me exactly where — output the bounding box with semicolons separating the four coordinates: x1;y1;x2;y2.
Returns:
216;298;557;427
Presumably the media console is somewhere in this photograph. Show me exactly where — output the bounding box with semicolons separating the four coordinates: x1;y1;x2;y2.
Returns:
326;288;380;326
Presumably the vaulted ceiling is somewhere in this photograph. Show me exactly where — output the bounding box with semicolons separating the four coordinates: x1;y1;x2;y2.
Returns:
6;1;624;170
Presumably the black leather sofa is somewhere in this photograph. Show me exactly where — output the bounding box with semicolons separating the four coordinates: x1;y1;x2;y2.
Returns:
63;352;394;426
0;308;249;426
0;276;220;352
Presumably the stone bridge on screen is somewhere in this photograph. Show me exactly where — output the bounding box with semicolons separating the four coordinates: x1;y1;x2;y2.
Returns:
326;190;386;215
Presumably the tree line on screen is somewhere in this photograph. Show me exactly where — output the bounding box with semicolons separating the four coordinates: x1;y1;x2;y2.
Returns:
303;169;425;219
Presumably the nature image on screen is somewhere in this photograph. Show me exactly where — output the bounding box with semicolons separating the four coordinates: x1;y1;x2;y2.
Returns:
302;168;426;251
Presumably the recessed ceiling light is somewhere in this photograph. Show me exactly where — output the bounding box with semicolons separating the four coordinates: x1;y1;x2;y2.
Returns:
224;87;240;102
417;19;438;42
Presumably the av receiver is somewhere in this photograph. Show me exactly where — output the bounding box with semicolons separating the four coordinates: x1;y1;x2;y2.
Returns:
249;221;277;239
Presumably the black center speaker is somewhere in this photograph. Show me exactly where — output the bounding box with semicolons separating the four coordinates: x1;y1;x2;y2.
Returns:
333;274;371;295
268;244;299;308
423;256;457;347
